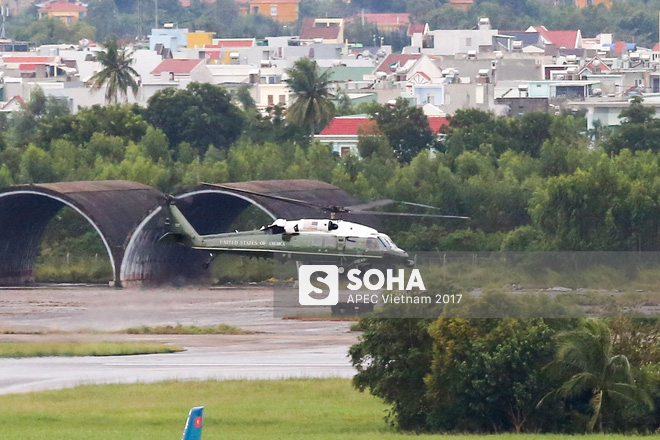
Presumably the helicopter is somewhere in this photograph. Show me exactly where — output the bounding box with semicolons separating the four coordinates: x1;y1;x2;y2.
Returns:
161;184;469;273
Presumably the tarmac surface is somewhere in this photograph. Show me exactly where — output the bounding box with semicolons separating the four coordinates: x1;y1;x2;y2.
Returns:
0;286;358;394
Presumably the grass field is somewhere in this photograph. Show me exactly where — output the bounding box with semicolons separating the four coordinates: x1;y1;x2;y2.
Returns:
0;341;183;358
122;324;253;335
0;379;658;440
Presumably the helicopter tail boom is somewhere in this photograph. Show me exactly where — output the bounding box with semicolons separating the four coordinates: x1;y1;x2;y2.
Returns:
162;199;203;247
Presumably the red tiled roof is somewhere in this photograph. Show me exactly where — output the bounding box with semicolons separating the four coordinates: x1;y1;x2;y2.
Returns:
320;115;448;136
300;17;341;40
3;56;54;64
18;64;37;71
581;56;610;73
151;58;204;75
407;23;425;36
448;0;473;4
40;1;87;12
428;116;449;134
319;116;377;136
375;54;423;74
5;95;27;109
206;39;255;48
534;26;580;49
613;41;627;54
654;42;659;52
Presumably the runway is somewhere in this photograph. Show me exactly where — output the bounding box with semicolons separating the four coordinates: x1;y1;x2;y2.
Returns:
0;286;358;394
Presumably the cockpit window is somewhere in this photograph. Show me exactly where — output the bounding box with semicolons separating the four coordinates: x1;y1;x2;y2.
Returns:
367;237;382;250
378;237;390;248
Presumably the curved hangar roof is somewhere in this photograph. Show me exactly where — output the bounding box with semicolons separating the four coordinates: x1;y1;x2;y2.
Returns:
0;179;368;287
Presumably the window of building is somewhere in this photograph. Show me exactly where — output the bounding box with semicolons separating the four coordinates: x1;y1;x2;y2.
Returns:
466;38;472;47
270;5;278;16
278;94;286;104
268;95;274;106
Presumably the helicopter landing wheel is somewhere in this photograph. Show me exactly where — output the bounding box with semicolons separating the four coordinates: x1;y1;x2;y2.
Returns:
337;266;346;274
202;262;210;269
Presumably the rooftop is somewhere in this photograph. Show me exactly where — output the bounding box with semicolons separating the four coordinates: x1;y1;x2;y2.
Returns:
39;1;87;12
150;59;204;75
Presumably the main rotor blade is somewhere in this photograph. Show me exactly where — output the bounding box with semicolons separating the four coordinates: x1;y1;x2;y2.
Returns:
202;183;332;211
346;200;469;219
350;210;470;220
344;199;395;211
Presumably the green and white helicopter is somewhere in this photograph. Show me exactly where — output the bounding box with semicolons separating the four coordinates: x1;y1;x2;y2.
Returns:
161;185;468;273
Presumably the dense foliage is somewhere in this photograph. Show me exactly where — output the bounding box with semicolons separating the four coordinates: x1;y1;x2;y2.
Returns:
351;294;660;433
6;85;660;255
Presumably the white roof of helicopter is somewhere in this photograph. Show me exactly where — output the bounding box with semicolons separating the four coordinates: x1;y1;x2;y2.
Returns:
270;218;381;238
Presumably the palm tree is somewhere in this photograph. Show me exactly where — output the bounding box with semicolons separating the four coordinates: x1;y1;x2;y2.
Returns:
538;320;652;432
284;58;335;137
87;38;139;104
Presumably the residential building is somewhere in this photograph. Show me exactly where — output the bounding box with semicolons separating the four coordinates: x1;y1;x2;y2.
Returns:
187;31;215;49
315;115;379;157
236;0;300;22
149;28;188;52
348;13;410;33
316;114;449;157
529;26;583;49
448;0;473;11
300;18;345;44
575;0;612;8
37;1;87;26
149;59;213;84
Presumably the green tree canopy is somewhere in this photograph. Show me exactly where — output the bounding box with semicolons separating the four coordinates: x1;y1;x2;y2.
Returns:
144;82;245;154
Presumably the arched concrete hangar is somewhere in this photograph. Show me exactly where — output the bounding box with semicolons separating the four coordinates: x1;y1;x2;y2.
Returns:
0;179;369;287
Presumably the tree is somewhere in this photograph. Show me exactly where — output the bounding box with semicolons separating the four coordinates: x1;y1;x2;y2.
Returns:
539;320;653;432
87;38;139;104
427;317;569;433
370;99;433;163
145;82;245;154
284;58;335;136
603;97;660;155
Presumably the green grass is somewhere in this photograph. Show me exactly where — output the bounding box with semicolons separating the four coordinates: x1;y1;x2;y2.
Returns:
0;379;656;440
0;341;183;358
34;259;113;284
123;324;253;335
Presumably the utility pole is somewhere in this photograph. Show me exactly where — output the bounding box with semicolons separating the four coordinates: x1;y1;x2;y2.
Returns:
0;0;6;40
137;0;142;39
154;0;158;29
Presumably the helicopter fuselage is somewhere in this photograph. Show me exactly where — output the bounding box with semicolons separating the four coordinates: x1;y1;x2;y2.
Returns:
188;218;413;268
163;201;414;269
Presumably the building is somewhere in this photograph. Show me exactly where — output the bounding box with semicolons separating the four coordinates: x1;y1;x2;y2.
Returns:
187;31;215;49
348;13;410;33
149;59;213;84
575;0;612;7
315;115;379;157
236;0;300;22
529;26;583;49
37;1;87;26
149;28;188;52
448;0;474;11
300;18;345;44
316;114;449;157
